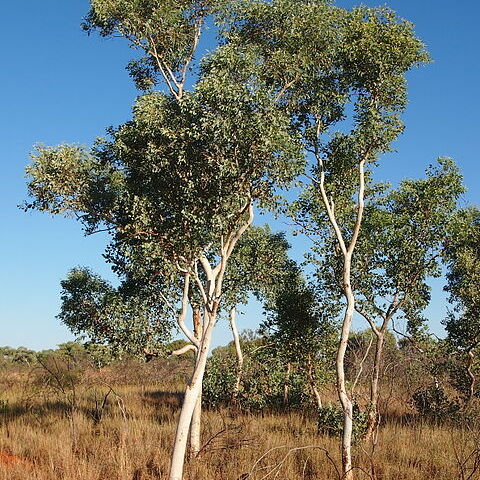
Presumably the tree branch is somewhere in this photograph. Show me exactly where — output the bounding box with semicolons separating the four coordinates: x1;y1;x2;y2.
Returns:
170;344;197;356
177;273;198;347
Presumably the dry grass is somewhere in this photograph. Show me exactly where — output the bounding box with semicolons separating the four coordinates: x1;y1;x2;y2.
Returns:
0;367;479;480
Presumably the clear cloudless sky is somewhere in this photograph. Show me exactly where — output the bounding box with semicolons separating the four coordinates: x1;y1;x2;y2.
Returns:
1;0;479;351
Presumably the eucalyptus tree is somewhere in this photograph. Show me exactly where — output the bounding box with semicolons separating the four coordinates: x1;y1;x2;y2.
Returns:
221;2;428;476
444;207;480;402
313;159;464;439
182;225;292;454
24;2;304;478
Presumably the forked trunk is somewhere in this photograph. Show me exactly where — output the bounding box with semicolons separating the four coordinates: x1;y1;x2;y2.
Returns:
168;319;215;480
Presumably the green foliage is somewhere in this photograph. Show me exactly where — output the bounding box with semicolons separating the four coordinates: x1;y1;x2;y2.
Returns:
58;268;172;359
442;207;480;399
444;207;480;349
317;404;368;443
306;159;464;335
83;0;217;90
203;337;312;410
202;350;237;407
0;346;37;365
222;0;429;212
222;225;292;308
262;261;338;388
411;385;460;421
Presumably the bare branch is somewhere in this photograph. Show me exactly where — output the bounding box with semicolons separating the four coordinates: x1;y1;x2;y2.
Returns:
351;334;374;396
170;344;197;356
145;35;181;100
179;19;203;96
225;201;254;259
275;74;300;102
347;158;367;255
315;153;347;256
193;260;209;306
356;307;380;336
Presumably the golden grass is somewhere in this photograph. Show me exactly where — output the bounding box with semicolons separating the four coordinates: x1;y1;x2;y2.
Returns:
0;372;478;480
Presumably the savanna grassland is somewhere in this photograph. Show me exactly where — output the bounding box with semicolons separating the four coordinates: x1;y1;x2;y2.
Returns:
1;356;479;480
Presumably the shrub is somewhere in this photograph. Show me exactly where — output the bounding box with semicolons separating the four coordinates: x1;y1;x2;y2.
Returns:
317;404;368;442
203;342;312;411
411;384;460;421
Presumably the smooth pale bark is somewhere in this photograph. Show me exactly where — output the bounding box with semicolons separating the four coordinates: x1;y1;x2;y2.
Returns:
189;308;203;456
169;202;253;480
359;304;398;442
316;155;366;480
467;349;476;403
169;318;215;480
229;306;244;400
312;384;323;410
189;391;202;457
337;260;355;480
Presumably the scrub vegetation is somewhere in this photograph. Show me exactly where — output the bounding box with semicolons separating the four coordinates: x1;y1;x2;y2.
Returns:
11;1;480;479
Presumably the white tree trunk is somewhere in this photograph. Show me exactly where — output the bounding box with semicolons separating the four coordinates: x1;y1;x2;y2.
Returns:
229;306;244;399
467;349;476;403
316;157;365;480
307;358;322;409
189;388;202;458
189;309;203;456
337;271;355;480
169;202;253;480
168;320;215;480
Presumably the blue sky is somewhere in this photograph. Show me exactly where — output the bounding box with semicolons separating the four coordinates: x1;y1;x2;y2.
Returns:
1;0;479;351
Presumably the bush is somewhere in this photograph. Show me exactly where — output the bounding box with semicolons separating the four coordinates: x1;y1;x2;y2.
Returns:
203;343;312;411
411;384;460;421
202;353;238;408
317;404;368;442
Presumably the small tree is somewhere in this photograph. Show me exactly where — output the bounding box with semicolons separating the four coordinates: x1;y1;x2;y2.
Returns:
444;207;480;403
262;262;339;409
222;225;292;397
314;159;464;439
